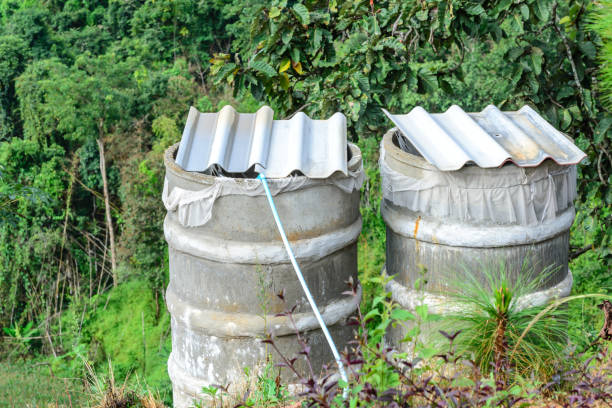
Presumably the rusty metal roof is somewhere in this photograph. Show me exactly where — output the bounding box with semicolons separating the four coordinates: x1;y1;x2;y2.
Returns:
175;105;348;178
382;105;586;171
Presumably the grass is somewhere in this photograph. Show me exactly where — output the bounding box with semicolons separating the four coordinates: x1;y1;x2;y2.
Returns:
0;360;86;407
33;279;174;406
85;360;166;408
0;357;167;408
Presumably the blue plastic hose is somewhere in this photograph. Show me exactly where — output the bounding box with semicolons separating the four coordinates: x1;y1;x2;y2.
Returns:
257;173;349;398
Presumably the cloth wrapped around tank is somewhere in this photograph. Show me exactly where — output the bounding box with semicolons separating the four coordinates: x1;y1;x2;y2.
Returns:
162;147;364;227
380;138;577;226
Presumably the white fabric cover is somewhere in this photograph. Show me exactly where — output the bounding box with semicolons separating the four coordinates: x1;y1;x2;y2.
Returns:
163;152;365;227
380;143;577;226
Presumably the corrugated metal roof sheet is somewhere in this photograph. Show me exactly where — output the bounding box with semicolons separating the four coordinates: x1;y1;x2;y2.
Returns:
175;105;348;178
382;105;586;171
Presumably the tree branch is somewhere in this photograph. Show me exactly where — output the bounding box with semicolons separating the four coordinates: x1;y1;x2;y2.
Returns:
570;244;594;260
552;3;584;106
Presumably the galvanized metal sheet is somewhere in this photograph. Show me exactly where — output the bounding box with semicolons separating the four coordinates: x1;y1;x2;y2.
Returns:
175;105;348;178
382;105;587;171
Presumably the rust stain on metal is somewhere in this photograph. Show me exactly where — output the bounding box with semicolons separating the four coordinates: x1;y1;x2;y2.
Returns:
413;216;421;260
413;216;421;238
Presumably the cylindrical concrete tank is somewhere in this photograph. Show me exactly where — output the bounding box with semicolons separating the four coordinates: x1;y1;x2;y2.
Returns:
380;129;576;346
163;143;364;407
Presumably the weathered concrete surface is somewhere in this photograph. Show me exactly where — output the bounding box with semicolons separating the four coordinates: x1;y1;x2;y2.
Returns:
380;129;576;349
163;143;363;407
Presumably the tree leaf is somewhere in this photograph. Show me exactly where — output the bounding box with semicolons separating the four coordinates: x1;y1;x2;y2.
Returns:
279;58;291;73
292;3;310;26
556;86;574;100
290;47;300;63
465;3;485;15
269;6;281;19
313;28;322;48
281;28;294;45
292;60;303;74
579;41;597;60
507;46;524;61
416;9;428;21
329;0;337;13
213;63;237;84
438;77;453;94
279;72;290;90
417;70;437;93
537;0;551;20
595;117;612;143
391;309;415;321
491;0;512;17
355;71;370;92
248;60;277;78
531;47;543;76
531;0;550;21
380;37;405;52
510;63;523;85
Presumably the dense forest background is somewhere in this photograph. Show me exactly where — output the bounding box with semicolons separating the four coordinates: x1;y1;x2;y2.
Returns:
0;0;610;405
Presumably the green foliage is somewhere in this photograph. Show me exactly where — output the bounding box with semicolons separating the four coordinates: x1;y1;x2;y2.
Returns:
0;0;226;338
2;320;38;357
16;54;138;146
360;290;403;391
1;3;53;59
356;272;444;393
569;193;612;348
130;0;228;65
0;34;29;139
590;0;612;109
241;363;289;407
52;280;173;405
214;0;555;133
0;163;49;226
0;130;66;328
506;1;612;276
357;138;386;309
85;280;171;399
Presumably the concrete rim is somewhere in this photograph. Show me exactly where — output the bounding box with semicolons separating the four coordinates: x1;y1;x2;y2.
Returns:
166;285;362;338
382;128;436;171
164;142;363;186
385;266;573;314
381;200;575;247
164;214;362;264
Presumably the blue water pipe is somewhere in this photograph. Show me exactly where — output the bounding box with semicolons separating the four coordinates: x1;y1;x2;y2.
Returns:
257;173;349;398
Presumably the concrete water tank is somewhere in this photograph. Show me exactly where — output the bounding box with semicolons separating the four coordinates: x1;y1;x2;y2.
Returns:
162;120;364;406
379;105;586;348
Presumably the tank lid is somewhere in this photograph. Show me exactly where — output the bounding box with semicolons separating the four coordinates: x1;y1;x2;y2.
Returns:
382;105;586;171
175;105;348;178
